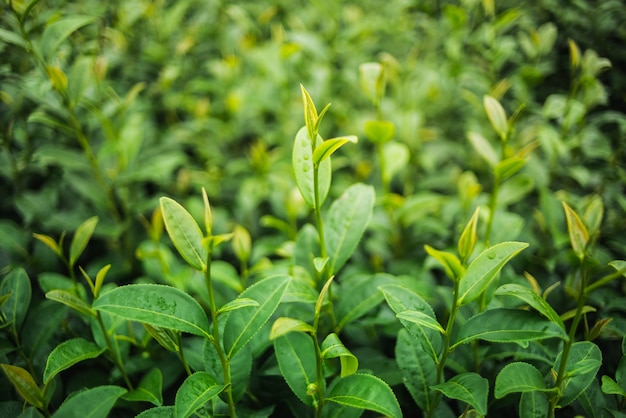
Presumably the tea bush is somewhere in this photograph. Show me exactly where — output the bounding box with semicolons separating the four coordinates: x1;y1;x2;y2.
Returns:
1;0;625;417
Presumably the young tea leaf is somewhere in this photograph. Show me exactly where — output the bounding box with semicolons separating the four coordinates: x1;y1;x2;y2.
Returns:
273;331;317;407
495;362;549;399
93;284;211;338
326;373;402;418
397;310;445;334
223;274;291;358
495;283;565;330
467;131;498;166
457;241;529;306
293;127;331;209
432;372;488;416
217;298;259;315
46;289;96;317
453;308;568;348
269;317;315;340
40;15;98;61
143;324;180;352
364;120;395;144
43;338;106;384
0;364;45;409
324;183;375;275
69;216;98;268
175;372;225;418
32;233;63;258
494;157;526;182
562;201;589;260
320;333;358;377
160;197;207;272
50;385;127;418
484;95;509;140
312;135;358;167
553;341;602;407
601;376;626;397
0;267;31;333
424;245;465;281
458;207;480;262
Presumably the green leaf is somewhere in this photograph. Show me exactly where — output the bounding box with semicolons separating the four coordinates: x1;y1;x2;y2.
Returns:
359;62;385;104
143;324;179;352
335;274;390;333
397;310;445;334
232;224;251;263
467;131;498;166
562;201;589;260
43;338;106;384
269;317;315;340
175;372;225;418
313;135;358;167
484;95;508;140
453;308;568;348
395;329;437;411
69;216;98;267
223;274;291;358
32;233;63;258
380;284;442;360
321;333;358;377
0;364;45;409
424;245;465;281
0;268;31;332
46;289;96;317
364;120;395;144
554;341;602;407
495;283;565;329
41;15;98;61
495;157;526;182
160;197;207;272
382;141;410;184
0;28;27;49
273;332;317;407
458;207;480;262
326;373;402;418
519;390;549;418
122;368;163;406
324;183;375;275
432;372;488;416
458;241;529;306
21;301;68;358
495;362;549;398
293;126;331;209
601;376;626;397
203;340;252;403
50;385;126;418
92;284;210;338
136;406;174;418
217;298;259;315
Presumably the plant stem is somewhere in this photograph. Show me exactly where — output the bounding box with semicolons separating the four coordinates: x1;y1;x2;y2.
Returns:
95;313;133;390
177;333;192;376
548;256;589;417
312;301;326;417
204;245;237;417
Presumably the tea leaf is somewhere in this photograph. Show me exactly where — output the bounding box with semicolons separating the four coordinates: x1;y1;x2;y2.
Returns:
217;298;259;315
122;368;163;406
0;364;45;409
174;372;225;418
160;197;207;272
519;391;549;418
293;127;331;209
232;224;251;263
424;245;465;281
143;324;179;352
313;135;358;167
601;376;626;397
93;284;211;338
46;289;96;317
326;373;402;418
453;308;568;348
69;216;98;268
432;372;488;416
41;15;98;61
562;201;589;260
51;385;126;418
335;274;390;333
554;341;602;407
467;131;498;166
495;362;549;398
397;310;445;334
495;283;564;329
382;142;410;184
135;406;174;418
395;329;437;411
458;241;529;306
365;120;395;144
223;274;291;358
269;317;314;340
484;95;508;140
359;62;385;105
0;267;31;332
495;157;526;182
32;233;63;258
458;207;480;262
325;183;375;275
93;264;111;299
273;331;317;406
321;333;358;377
44;338;106;384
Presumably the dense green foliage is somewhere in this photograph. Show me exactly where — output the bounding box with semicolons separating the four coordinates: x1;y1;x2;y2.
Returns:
1;0;626;417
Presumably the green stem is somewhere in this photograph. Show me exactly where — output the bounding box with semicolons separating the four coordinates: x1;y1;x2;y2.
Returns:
177;333;192;376
96;313;133;390
377;143;389;195
312;302;326;417
548;257;589;417
204;245;237;418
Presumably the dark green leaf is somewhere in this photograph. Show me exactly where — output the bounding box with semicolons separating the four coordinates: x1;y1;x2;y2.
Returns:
335;273;391;333
273;332;317;407
223;274;291;358
43;338;106;384
325;183;375;275
602;376;626;397
453;308;568;348
41;15;98;61
174;372;225;418
93;284;210;338
495;362;549;398
519;391;549;418
326;373;402;418
432;372;488;416
554;341;602;407
495;283;564;329
395;329;436;411
160;197;207;272
0;268;31;332
122;368;163;406
135;406;174;418
46;289;95;317
50;385;126;418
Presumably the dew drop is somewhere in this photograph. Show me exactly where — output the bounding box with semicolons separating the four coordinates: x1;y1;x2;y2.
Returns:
487;250;497;260
302;165;310;172
303;154;309;160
